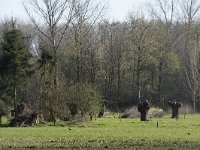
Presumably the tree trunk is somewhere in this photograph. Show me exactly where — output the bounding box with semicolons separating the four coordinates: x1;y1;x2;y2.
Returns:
158;61;163;106
136;57;141;103
13;70;17;117
117;56;121;108
140;111;147;121
168;101;182;118
137;101;150;121
192;93;196;113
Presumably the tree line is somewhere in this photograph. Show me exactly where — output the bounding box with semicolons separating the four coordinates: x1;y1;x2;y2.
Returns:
0;0;200;122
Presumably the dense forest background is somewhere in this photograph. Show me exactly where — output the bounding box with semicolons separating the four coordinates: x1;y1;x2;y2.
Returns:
1;0;200;121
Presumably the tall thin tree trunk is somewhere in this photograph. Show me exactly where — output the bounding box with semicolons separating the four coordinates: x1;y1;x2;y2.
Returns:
13;70;17;117
40;69;45;111
131;70;135;100
117;56;121;108
192;91;196;113
158;61;163;106
136;57;141;103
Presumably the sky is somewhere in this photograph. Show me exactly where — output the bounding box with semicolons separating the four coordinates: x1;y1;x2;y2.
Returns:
0;0;147;21
106;0;146;20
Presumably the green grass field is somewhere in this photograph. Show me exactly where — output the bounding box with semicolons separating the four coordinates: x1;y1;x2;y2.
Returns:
0;114;200;149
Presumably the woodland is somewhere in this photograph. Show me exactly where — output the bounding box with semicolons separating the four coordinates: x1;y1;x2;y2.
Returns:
1;0;200;124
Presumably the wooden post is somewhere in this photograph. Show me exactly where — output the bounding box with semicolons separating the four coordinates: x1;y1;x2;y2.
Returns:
119;114;121;121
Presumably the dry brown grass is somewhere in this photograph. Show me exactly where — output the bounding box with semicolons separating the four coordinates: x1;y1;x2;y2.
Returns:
121;107;165;119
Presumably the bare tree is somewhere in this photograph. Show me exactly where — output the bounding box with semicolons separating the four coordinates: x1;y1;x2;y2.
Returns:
23;0;77;121
179;0;200;112
23;0;76;87
127;14;154;103
66;0;106;83
148;0;177;24
147;0;181;106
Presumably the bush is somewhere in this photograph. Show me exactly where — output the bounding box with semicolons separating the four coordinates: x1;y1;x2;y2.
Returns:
0;100;7;125
67;83;103;117
0;100;7;116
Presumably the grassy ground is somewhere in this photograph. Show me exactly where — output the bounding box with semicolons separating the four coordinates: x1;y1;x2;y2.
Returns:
0;114;200;149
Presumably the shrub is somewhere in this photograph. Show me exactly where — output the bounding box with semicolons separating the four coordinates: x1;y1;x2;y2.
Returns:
0;100;7;125
0;100;7;116
67;83;103;117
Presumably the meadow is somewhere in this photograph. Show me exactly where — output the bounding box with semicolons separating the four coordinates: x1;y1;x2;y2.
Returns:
0;114;200;149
